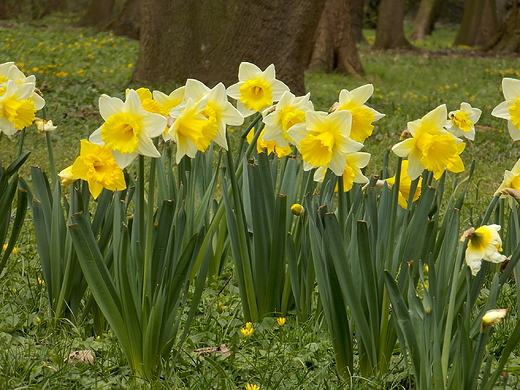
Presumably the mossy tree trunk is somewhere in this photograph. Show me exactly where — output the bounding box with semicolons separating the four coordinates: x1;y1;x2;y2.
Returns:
105;0;139;40
373;0;415;50
453;0;498;47
74;0;115;29
484;0;520;52
308;0;364;77
132;0;327;95
409;0;443;41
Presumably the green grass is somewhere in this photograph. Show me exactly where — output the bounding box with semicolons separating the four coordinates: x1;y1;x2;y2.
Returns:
1;13;520;389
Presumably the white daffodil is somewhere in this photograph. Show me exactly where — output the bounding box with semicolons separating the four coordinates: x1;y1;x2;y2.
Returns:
445;102;481;140
288;110;363;176
184;79;244;150
481;309;508;331
314;152;371;191
335;84;384;143
0;80;43;135
392;104;465;180
89;89;167;168
463;224;507;276
34;118;56;133
227;62;289;117
491;77;520;141
262;91;313;148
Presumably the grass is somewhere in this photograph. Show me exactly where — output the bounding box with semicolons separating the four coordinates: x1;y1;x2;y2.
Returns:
1;13;520;389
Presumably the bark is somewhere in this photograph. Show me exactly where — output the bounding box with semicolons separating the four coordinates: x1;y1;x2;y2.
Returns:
484;0;520;53
308;0;364;77
409;0;443;41
374;0;415;50
351;0;367;43
106;0;139;40
453;0;498;47
132;0;327;96
75;0;115;29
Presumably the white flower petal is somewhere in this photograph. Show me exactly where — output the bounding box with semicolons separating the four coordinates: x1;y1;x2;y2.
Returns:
502;77;520;101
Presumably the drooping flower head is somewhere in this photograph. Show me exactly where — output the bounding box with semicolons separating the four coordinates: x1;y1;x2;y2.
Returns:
246;127;292;158
262;91;313;147
314;152;371;191
491;77;520;141
184;79;244;150
288;110;363;176
227;62;289;117
462;225;507;276
89;89;167;168
70;139;127;199
385;160;422;209
445;102;481;140
392;104;465;180
335;84;384;143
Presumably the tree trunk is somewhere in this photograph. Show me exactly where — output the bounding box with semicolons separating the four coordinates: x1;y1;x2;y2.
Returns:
308;0;364;77
453;0;498;47
75;0;115;29
409;0;443;41
374;0;415;49
484;0;520;53
132;0;327;96
105;0;139;40
351;0;367;43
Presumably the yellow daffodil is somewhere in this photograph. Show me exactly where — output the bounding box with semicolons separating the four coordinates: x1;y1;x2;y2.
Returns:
262;91;313;147
240;322;254;337
462;225;507;276
0;80;43;135
0;63;45;116
70;139;127;199
481;309;508;332
495;158;520;201
245;384;260;390
246;127;292;157
385;160;422;209
58;165;79;186
34;118;56;133
168;97;210;163
288;110;363;175
392;104;465;180
227;62;289;117
335;84;384;143
314;152;371;191
276;317;286;326
491;77;520;141
184;79;244;150
89;89;167;168
445;102;481;140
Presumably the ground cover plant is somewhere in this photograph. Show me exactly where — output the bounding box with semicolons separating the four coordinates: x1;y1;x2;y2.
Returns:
1;14;520;390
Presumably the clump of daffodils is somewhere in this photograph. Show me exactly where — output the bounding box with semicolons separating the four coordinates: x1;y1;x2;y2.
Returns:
461;225;507;276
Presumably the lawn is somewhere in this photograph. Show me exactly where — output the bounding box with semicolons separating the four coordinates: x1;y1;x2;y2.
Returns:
0;14;520;389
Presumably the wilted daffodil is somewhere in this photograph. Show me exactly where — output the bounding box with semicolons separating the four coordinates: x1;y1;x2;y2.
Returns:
462;225;507;276
392;104;465;180
184;79;244;150
385;160;422;209
227;62;289;117
314;152;371;191
262;91;313;147
70;139;127;199
288;110;363;176
491;77;520;141
481;309;509;332
445;102;481;140
0;80;44;135
335;84;384;143
89;89;167;168
246;127;292;157
34;118;56;133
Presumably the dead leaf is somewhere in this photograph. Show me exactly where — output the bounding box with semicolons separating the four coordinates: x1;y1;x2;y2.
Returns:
65;350;95;365
194;344;230;357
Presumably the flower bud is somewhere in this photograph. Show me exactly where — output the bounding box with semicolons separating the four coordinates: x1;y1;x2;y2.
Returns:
58;166;79;186
291;203;304;216
481;308;508;332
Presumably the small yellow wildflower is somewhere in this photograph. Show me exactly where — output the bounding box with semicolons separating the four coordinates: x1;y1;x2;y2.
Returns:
2;243;18;254
276;317;286;326
245;384;260;390
240;322;254;337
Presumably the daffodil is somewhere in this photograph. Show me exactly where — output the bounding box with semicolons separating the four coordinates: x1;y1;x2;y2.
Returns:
392;104;465;180
262;91;313;147
168;97;210;163
227;62;289;117
246;127;292;157
185;79;244;150
0;80;43;135
0;63;45;112
495;158;520;199
385;160;422;208
445;102;481;140
314;152;371;191
481;309;508;332
70;139;127;199
89;89;167;168
463;225;507;276
288;110;363;175
58;165;79;186
240;322;254;337
335;84;384;143
34;118;56;133
491;77;520;140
